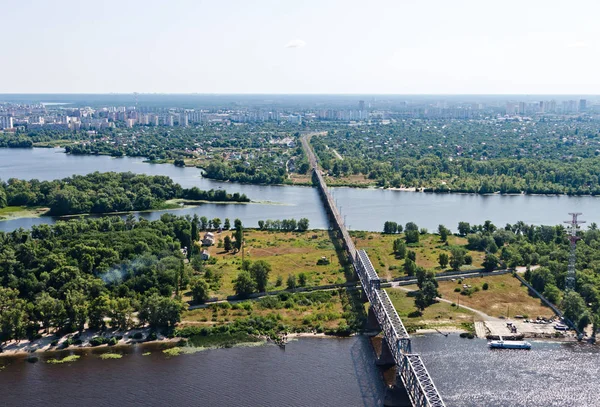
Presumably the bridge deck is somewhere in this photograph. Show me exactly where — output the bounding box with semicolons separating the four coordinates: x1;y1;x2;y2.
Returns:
302;134;445;407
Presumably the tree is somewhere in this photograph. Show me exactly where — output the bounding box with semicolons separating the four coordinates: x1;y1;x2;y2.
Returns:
110;297;134;330
297;218;310;232
212;218;222;230
223;218;231;230
438;225;450;242
258;220;265;230
88;294;111;331
233;270;256;298
223;236;232;252
482;253;498;272
234;219;244;252
191;278;210;304
0;287;29;344
139;293;185;329
250;260;271;292
438;252;449;269
286;274;297;290
393;238;406;258
199;216;208;231
458;222;471;237
543;284;561;304
174;158;185;167
405;230;420;244
0;187;6;208
404;258;417;276
562;291;586;325
191;214;199;242
450;247;466;271
405;222;419;232
407;250;416;262
383;221;398;234
298;272;307;287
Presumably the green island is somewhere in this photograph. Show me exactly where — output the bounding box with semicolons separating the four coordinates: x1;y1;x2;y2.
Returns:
1;214;598;356
0;171;249;219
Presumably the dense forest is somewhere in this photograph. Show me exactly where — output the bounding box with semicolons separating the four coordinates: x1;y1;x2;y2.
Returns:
311;119;600;194
0;214;199;344
0;172;249;216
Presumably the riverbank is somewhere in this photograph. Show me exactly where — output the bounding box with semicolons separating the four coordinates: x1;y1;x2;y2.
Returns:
0;205;49;221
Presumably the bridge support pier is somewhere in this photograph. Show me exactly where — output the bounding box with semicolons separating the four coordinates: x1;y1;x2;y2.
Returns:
365;305;380;333
376;338;396;367
384;379;411;407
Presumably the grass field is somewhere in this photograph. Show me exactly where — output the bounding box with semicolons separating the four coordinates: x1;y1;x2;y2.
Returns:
181;289;363;334
385;288;475;332
351;231;486;280
0;206;49;220
195;229;349;298
433;274;554;319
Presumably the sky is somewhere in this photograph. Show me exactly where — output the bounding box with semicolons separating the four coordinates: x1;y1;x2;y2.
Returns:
1;0;599;94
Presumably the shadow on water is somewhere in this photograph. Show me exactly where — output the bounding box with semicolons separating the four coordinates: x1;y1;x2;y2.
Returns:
350;336;387;407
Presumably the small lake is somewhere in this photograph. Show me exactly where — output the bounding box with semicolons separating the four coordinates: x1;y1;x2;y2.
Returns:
1;148;599;232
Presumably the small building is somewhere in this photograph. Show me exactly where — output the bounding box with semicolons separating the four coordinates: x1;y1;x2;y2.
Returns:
201;250;210;260
202;232;215;246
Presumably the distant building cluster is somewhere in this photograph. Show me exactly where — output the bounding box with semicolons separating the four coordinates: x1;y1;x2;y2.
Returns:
505;99;587;116
0;96;597;131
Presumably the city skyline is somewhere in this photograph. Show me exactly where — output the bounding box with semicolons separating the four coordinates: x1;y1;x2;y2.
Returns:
2;0;600;94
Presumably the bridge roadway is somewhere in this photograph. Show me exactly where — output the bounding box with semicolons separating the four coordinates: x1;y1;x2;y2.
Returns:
302;134;445;407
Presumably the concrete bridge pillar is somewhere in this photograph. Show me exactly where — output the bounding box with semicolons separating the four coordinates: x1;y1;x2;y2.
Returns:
384;379;411;407
376;338;396;367
365;305;380;332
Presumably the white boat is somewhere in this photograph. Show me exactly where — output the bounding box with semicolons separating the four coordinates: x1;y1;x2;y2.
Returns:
488;340;531;350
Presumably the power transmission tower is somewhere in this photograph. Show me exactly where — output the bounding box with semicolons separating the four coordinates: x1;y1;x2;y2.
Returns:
564;212;585;290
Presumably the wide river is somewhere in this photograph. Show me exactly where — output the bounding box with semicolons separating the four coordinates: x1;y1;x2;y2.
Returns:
1;148;599;232
1;335;598;407
2;147;600;405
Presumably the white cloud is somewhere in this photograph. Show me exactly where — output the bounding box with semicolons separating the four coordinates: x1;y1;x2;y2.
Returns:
285;39;306;48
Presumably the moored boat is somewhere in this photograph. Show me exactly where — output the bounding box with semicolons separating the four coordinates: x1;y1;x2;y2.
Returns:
488;340;531;350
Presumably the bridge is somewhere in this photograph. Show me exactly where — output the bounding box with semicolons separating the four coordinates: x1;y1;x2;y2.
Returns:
301;134;446;407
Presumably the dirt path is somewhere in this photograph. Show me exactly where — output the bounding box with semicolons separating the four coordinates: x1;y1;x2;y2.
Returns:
389;286;499;322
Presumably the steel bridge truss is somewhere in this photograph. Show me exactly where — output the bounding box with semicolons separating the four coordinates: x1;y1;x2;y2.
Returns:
303;135;445;407
354;250;445;407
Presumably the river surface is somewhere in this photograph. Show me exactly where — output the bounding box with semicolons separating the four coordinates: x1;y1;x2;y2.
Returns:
1;335;598;407
412;334;600;407
0;337;386;407
1;148;599;233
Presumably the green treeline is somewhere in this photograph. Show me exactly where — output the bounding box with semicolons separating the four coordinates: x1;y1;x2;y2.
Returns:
0;172;249;216
0;136;33;148
257;218;310;232
203;161;286;185
450;219;600;331
0;214;200;343
312;120;600;195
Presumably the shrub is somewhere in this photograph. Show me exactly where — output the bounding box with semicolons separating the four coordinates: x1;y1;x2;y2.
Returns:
90;337;109;347
482;283;489;290
454;287;461;293
132;332;144;340
108;337;118;346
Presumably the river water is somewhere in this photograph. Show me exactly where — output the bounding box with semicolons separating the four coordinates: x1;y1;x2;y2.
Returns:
1;148;599;233
1;335;598;407
0;337;386;407
412;334;600;407
2;147;600;404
